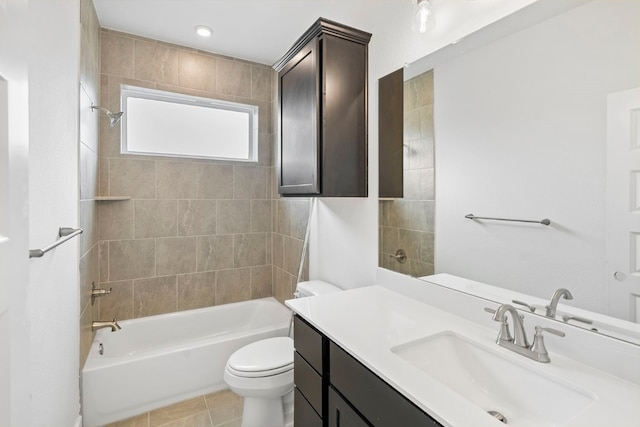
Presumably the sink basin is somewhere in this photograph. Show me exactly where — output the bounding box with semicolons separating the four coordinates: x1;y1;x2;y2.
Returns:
391;331;596;426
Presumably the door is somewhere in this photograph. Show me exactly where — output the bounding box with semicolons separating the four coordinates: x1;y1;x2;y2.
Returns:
0;1;31;425
606;87;640;322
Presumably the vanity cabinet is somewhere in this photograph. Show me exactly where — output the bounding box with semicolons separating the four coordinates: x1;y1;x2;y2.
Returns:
274;19;371;197
293;315;443;427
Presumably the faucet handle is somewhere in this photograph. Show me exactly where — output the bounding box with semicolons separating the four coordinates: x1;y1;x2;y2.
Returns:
485;307;513;343
512;299;536;313
531;326;565;363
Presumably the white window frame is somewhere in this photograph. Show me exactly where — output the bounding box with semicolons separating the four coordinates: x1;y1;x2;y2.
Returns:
120;85;259;162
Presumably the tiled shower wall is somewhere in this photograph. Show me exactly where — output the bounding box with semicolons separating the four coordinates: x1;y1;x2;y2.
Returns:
79;0;101;366
379;70;435;277
97;30;308;321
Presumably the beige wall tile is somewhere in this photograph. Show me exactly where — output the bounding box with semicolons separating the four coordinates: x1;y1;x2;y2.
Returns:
381;227;399;255
273;267;294;304
257;133;273;167
99;157;109;197
217;200;250;234
250;200;271;232
250;265;272;299
133;39;179;85
205;390;243;426
101;31;134;78
398;228;421;261
289;200;309;240
233;233;267;268
99;280;134;321
233;166;267;199
178;200;217;236
196;164;233;199
109;239;155;281
106;75;155;119
99;240;109;282
275;200;291;235
251;66;273;101
156;161;198;199
404;169;421;200
156;237;197;276
99;200;134;240
237;97;271;134
134;200;177;238
177;50;217;92
421;231;435;264
216;268;251;305
149;396;207;426
197;235;234;271
177;271;216;311
216;58;251;98
272;233;283;269
80;200;98;255
134;275;177;318
283;236;302;276
79;247;98;310
110;158;156;199
420;168;435;201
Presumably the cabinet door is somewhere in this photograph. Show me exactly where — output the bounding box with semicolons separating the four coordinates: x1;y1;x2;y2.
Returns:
278;38;320;195
328;387;371;427
378;68;403;198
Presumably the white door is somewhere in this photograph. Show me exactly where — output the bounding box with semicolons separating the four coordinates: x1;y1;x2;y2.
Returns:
607;87;640;322
0;1;31;426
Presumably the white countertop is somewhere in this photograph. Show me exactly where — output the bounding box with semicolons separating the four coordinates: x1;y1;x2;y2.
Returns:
286;285;640;427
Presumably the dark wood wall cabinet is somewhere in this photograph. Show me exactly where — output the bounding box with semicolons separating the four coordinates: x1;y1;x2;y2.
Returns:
293;315;444;427
378;68;404;199
274;19;371;197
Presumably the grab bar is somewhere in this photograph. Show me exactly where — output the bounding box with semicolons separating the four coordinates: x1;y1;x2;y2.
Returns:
465;214;551;226
29;227;83;258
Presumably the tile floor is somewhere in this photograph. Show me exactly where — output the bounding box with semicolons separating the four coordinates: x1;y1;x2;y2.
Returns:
104;389;243;427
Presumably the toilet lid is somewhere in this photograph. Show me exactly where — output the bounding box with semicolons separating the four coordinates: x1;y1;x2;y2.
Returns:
227;337;293;377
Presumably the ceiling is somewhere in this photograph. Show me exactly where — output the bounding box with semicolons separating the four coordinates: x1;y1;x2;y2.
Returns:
93;0;412;65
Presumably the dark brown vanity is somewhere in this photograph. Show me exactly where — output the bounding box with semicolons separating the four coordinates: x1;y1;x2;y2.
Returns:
293;315;443;427
273;19;371;197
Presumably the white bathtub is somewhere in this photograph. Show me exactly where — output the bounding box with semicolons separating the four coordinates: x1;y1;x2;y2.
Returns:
82;297;291;427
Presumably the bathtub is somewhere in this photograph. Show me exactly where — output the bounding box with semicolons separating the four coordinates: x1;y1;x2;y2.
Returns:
82;297;291;427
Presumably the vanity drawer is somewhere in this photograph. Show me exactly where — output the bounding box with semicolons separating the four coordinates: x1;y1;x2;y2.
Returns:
294;351;322;414
294;315;325;373
328;386;370;427
294;388;322;427
329;342;442;427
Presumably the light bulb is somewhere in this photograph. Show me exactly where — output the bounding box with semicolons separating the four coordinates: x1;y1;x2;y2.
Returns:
195;25;213;38
413;0;435;34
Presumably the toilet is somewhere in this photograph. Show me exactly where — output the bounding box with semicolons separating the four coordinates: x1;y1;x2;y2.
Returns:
224;280;342;427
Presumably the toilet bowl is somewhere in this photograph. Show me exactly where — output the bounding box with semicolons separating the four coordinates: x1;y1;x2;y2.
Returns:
223;280;342;427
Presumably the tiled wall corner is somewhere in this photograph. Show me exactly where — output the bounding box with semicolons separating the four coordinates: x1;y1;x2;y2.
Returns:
379;70;435;277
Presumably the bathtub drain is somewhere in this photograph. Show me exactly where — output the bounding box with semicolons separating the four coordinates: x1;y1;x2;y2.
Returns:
487;410;507;424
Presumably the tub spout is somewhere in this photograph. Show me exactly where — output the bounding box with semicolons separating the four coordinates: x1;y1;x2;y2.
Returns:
92;319;121;332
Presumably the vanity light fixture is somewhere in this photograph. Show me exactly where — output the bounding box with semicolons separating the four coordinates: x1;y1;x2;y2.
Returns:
413;0;435;34
195;25;213;38
91;105;123;127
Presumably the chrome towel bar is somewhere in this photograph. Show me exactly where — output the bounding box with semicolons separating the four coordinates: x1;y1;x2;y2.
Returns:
465;214;551;226
29;227;83;258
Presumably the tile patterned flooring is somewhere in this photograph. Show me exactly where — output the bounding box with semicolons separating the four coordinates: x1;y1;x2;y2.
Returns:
104;389;243;427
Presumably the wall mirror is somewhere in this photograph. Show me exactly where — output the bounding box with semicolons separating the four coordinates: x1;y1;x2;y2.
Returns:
378;0;640;344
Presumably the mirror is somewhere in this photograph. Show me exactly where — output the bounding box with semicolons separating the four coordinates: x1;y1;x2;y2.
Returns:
378;0;640;343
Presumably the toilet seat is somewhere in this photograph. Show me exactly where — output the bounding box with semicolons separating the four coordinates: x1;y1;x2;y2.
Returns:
226;337;293;378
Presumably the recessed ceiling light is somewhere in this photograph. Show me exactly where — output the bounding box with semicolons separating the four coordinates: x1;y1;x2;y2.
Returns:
195;25;213;38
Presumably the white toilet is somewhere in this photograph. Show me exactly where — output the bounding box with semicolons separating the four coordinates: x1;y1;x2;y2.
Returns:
224;280;342;427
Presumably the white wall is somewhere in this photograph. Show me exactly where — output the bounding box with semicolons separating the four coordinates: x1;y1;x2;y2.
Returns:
434;0;640;314
311;0;537;288
27;0;81;425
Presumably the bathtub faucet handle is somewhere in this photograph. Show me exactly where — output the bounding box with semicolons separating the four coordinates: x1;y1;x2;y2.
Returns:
91;282;112;305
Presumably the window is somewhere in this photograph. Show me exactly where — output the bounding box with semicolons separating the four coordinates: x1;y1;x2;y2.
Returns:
121;85;258;162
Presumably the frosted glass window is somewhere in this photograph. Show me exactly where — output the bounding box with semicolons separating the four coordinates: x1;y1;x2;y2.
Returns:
121;85;258;161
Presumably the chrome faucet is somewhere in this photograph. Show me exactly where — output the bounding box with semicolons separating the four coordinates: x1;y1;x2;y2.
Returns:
545;288;573;318
488;304;565;363
92;318;121;332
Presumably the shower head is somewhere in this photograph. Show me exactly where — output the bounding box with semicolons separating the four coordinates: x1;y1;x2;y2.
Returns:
91;105;124;127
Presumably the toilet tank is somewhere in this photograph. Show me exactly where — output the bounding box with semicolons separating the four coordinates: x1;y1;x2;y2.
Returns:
295;280;342;298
